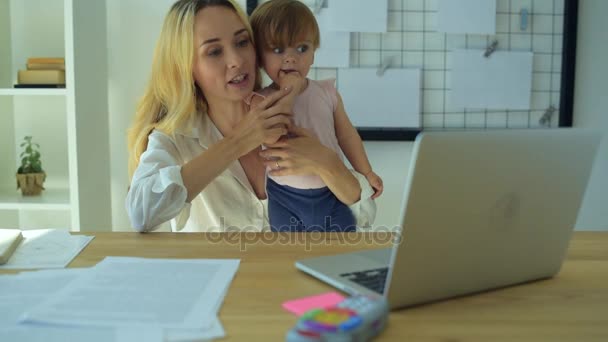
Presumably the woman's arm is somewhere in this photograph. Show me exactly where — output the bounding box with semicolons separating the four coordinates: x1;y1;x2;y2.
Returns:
261;126;361;205
174;88;296;202
308;142;362;205
261;126;376;227
180;134;245;202
126;131;191;232
127;89;294;231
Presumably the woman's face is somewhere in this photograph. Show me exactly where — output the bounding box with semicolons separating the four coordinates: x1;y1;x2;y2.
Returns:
192;6;256;105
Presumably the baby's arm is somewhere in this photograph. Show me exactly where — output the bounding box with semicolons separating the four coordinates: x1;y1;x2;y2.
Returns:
334;91;383;199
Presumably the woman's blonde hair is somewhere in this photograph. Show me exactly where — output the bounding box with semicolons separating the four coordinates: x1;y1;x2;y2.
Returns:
127;0;260;178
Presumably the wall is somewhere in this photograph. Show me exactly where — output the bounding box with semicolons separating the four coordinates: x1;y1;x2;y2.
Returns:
106;0;174;231
373;0;608;231
572;0;608;231
105;0;607;231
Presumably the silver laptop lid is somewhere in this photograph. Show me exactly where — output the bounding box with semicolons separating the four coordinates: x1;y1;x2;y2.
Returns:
385;129;601;308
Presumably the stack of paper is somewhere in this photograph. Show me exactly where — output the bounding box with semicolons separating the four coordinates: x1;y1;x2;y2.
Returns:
0;229;94;269
0;257;240;341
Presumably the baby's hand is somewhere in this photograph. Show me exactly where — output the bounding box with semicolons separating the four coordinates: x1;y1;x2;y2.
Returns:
278;71;306;93
365;171;383;199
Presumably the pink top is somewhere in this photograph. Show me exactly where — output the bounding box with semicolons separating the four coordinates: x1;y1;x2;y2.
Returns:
257;79;343;189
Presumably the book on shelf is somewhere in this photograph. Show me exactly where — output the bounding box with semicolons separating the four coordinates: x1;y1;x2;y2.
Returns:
17;70;66;85
26;57;65;65
27;63;65;71
13;84;66;88
0;229;23;265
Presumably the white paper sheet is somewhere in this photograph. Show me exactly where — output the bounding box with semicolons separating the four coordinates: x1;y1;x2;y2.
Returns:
0;270;148;341
437;0;496;35
450;49;533;110
0;268;223;341
23;257;240;330
0;323;227;342
0;269;86;328
0;325;121;342
327;0;387;33
0;229;94;269
337;68;421;128
313;9;350;68
165;318;225;342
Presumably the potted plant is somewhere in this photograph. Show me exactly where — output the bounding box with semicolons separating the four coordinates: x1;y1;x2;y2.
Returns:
16;136;46;196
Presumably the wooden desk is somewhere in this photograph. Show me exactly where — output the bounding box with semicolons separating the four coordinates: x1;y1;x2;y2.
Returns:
12;232;608;340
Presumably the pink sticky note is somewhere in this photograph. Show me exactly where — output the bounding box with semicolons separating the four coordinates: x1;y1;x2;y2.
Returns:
282;292;346;316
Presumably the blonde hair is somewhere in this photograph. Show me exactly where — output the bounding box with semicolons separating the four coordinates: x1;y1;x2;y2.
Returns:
127;0;260;178
250;0;320;63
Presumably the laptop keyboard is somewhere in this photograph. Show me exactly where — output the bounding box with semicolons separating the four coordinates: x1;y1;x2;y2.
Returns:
340;267;389;294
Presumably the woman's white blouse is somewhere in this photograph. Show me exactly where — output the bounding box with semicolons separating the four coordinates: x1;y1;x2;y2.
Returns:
126;113;376;232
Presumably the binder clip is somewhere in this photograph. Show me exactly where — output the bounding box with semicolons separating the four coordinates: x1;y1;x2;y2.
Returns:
484;40;499;58
376;55;396;77
539;105;556;126
520;9;529;31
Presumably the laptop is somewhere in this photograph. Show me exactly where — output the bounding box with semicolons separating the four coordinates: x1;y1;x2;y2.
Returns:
296;129;601;309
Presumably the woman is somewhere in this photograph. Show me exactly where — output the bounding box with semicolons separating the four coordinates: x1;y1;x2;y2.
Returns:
126;0;375;232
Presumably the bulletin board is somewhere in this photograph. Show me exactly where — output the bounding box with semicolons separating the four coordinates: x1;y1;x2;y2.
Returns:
302;0;579;140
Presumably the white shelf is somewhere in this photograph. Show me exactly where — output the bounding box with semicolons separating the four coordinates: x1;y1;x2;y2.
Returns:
0;187;71;211
0;88;66;96
0;0;112;231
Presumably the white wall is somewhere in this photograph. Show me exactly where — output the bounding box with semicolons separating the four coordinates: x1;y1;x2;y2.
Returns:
373;0;608;231
105;1;607;231
572;0;608;231
106;0;174;231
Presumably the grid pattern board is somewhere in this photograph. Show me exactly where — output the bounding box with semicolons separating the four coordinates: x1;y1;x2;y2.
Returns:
308;0;566;130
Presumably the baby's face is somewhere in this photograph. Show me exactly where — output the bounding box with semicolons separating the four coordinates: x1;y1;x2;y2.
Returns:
261;36;315;85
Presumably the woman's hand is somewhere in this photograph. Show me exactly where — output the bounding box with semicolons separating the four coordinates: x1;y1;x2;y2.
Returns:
229;87;294;155
261;126;334;177
261;126;362;205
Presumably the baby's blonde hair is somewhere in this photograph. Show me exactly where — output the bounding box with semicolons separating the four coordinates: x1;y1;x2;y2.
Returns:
250;0;320;63
127;0;260;178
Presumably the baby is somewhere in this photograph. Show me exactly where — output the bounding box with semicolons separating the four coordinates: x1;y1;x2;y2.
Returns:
249;0;382;232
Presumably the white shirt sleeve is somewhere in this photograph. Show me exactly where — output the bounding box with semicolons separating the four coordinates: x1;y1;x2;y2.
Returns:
348;170;377;229
126;132;190;232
